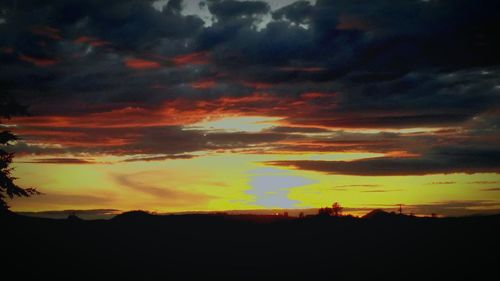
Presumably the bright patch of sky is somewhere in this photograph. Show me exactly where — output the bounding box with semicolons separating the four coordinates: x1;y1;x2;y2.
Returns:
185;116;282;132
152;0;316;28
246;167;317;208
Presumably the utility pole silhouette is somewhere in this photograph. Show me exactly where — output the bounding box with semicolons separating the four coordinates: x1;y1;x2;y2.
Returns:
397;204;404;215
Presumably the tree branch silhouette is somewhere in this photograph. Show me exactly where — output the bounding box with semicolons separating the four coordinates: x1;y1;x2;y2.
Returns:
0;84;39;212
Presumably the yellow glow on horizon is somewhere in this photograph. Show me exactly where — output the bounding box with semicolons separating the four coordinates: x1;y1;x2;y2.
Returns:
9;152;500;215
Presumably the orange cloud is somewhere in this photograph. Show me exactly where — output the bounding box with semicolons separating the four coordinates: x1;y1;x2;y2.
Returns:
191;80;216;89
124;58;161;69
11;101;215;131
8;91;341;155
10;90;339;134
172;52;209;65
242;81;273;89
301;92;333;99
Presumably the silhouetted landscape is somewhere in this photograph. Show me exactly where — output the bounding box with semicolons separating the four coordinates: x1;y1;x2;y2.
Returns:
3;210;498;280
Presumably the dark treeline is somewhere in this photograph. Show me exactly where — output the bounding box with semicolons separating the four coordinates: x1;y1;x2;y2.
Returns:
2;211;498;281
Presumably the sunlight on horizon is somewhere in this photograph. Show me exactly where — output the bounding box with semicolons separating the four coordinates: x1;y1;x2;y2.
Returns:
11;152;500;216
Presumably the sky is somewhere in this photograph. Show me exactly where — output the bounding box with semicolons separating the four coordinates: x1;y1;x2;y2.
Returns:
1;0;500;216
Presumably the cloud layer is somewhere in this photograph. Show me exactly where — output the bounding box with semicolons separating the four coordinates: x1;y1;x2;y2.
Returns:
0;0;499;177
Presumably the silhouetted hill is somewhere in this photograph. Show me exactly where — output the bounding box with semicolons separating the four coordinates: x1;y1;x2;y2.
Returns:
2;212;498;280
362;208;402;219
112;210;156;222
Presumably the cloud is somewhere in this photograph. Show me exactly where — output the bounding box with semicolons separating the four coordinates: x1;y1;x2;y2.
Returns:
428;181;456;185
124;58;161;69
18;54;58;67
18;192;115;206
113;173;214;206
481;188;500;192
172;51;210;65
207;0;270;22
360;189;401;193
0;0;498;180
264;126;331;134
122;154;197;162
272;1;314;24
19;158;99;164
267;146;500;176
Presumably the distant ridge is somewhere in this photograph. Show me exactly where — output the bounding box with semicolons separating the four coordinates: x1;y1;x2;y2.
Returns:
15;207;500;220
362;209;393;219
18;209;120;220
112;210;156;221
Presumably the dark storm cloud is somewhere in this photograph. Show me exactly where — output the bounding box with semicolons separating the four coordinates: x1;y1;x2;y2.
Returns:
0;0;499;175
9;124;292;156
272;1;314;24
2;0;499;116
206;0;270;21
268;146;500;176
0;0;204;49
164;0;183;15
198;0;500;75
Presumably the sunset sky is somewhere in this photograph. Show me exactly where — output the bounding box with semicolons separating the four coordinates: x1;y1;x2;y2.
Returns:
1;0;499;216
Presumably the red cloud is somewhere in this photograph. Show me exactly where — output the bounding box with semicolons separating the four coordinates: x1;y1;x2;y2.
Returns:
172;52;209;65
242;81;273;90
191;80;216;89
124;58;161;69
74;36;111;47
74;36;92;43
7;90;341;155
301;92;333;99
1;47;14;54
19;54;58;66
31;26;62;40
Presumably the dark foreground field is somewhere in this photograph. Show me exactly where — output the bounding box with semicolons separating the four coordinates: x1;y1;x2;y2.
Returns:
2;211;499;280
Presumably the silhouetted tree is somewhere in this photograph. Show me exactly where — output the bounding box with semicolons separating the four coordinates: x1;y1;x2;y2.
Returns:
332;202;343;217
67;212;82;221
0;87;38;212
317;202;344;217
318;207;333;216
